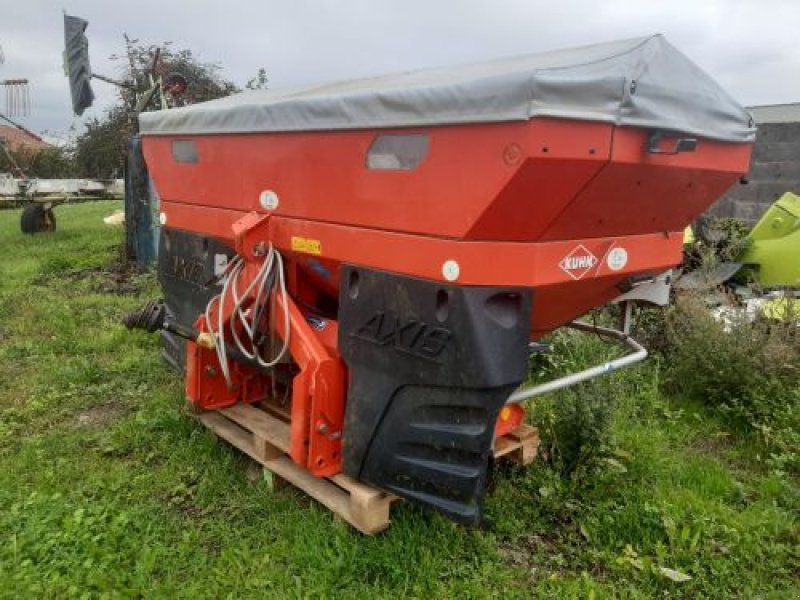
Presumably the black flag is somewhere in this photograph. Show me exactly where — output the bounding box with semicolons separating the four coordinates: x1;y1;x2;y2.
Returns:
64;14;95;116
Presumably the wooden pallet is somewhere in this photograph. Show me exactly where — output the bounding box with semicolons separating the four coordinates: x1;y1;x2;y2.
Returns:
197;402;539;534
197;403;397;534
493;423;540;466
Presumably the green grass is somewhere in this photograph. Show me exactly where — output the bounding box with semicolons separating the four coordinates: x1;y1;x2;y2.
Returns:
0;201;797;598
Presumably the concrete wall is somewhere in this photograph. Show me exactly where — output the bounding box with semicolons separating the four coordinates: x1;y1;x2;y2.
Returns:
709;108;800;222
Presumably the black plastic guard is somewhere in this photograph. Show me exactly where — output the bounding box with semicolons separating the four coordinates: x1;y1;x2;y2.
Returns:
338;266;532;525
158;229;235;372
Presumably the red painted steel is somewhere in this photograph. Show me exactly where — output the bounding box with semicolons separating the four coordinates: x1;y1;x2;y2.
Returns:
143;116;752;477
185;261;345;477
143;119;748;241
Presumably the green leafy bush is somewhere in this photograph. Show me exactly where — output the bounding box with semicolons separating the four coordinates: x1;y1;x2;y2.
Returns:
528;291;800;478
661;295;799;471
688;215;751;266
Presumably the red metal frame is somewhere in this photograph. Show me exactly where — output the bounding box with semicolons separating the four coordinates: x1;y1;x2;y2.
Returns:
185;213;346;477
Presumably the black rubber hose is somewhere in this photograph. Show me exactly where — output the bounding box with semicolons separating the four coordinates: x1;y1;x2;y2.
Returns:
123;299;279;374
122;299;166;333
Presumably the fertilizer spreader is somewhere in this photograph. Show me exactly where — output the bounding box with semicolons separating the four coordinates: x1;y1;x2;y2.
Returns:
125;35;754;527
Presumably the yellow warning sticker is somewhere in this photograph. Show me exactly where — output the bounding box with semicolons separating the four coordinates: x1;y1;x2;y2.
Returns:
290;236;322;255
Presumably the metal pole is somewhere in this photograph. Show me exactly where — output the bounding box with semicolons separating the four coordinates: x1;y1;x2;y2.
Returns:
505;320;648;404
91;73;136;90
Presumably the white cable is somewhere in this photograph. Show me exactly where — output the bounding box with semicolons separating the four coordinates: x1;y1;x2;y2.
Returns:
256;250;291;368
230;253;272;356
204;256;241;385
203;247;292;388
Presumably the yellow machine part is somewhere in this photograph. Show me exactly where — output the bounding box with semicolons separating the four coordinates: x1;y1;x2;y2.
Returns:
738;192;800;287
683;225;695;246
761;296;800;322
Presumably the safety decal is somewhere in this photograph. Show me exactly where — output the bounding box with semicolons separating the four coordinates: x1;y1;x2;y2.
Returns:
559;245;598;280
290;236;322;255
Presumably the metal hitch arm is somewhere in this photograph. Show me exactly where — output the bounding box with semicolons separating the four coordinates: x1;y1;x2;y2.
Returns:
506;320;647;404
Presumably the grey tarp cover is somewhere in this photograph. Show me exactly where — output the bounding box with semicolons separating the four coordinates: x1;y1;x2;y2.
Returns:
139;35;754;142
64;14;95;117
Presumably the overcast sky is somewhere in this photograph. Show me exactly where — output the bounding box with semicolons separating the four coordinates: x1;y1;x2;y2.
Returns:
2;0;799;140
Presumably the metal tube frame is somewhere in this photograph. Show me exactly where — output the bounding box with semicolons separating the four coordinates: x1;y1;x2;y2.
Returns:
506;317;648;405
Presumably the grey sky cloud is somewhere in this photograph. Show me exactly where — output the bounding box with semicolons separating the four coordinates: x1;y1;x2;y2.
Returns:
2;0;799;140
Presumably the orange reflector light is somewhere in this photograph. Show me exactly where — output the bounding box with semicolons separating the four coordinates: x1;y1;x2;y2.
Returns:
494;403;524;438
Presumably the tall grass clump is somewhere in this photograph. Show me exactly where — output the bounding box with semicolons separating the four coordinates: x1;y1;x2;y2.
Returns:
529;378;618;479
526;326;634;480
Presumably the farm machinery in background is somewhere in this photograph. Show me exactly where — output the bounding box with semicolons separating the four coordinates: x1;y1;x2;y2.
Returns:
63;13;186;259
5;14;186;237
64;14;188;120
678;191;800;322
120;35;755;528
0;42;31;118
0;42;45;224
0;172;124;232
1;30;122;231
0;105;124;231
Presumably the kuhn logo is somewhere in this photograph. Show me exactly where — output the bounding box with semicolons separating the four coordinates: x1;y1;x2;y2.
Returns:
559;245;598;280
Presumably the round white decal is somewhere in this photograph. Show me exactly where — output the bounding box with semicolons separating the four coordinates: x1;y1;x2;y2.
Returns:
259;190;280;210
607;247;628;271
442;259;460;282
